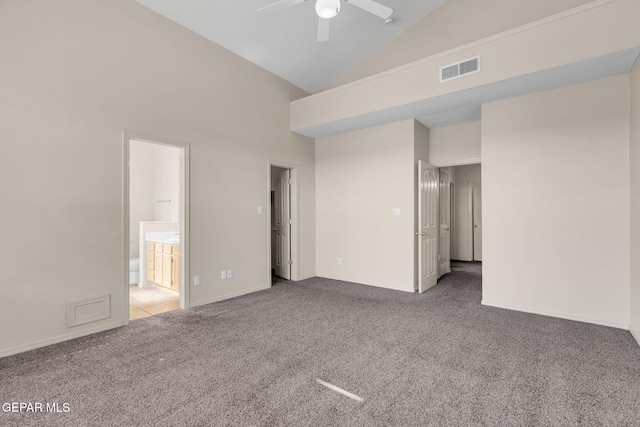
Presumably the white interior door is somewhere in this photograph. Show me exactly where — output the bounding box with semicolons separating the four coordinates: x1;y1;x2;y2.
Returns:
472;182;482;261
417;161;439;293
274;169;291;279
439;170;451;277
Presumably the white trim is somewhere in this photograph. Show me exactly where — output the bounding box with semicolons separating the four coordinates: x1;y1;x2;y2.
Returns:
192;285;271;307
267;161;301;286
123;131;191;327
630;328;640;347
430;158;481;168
482;299;630;330
469;181;481;262
0;322;123;359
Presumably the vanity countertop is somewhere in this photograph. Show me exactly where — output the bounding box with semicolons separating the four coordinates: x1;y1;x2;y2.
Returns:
146;231;180;245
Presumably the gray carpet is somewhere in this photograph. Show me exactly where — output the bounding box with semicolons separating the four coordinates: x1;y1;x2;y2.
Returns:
2;262;640;426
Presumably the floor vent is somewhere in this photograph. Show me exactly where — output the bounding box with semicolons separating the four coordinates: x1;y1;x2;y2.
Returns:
440;56;480;82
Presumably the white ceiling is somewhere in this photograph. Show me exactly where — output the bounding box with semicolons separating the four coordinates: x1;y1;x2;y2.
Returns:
134;0;447;93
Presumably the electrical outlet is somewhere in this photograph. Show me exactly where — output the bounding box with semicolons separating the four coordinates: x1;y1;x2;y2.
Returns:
194;276;200;286
227;269;232;279
221;270;227;280
337;257;342;265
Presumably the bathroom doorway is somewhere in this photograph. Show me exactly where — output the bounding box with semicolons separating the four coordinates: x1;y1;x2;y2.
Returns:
123;133;189;323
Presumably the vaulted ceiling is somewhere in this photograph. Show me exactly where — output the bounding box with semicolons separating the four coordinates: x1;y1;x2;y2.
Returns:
134;0;447;93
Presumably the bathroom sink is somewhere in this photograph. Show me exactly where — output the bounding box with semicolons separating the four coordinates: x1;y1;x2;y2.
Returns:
146;231;180;245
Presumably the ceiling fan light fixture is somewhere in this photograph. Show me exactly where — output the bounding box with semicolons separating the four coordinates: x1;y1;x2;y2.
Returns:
315;0;340;19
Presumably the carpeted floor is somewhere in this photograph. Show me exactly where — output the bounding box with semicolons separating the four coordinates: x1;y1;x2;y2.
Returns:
2;262;640;426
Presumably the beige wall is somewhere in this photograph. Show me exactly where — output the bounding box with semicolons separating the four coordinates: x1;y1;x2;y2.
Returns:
328;0;592;89
630;58;640;341
449;164;482;262
0;0;315;356
482;75;631;328
316;120;418;292
429;121;481;167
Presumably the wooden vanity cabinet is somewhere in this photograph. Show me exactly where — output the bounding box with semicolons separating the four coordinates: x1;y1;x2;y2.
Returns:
147;242;179;291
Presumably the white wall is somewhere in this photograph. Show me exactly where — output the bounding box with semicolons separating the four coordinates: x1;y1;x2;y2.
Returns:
316;120;417;292
429;121;481;167
449;164;481;261
630;58;640;342
153;144;181;222
482;75;631;329
0;0;315;356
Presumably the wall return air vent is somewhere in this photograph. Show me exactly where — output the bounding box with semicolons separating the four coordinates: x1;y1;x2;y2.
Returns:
440;56;481;82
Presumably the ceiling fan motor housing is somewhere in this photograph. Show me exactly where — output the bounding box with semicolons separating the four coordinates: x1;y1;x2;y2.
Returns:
316;0;341;19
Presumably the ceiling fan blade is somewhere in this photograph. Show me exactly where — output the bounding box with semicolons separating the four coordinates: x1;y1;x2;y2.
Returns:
257;0;305;13
317;17;331;42
347;0;394;20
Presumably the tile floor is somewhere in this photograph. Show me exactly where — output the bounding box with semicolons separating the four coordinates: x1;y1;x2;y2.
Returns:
129;284;179;320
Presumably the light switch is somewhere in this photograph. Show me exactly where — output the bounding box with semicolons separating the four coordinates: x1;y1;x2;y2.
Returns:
194;276;200;286
258;207;263;214
221;271;227;280
394;209;401;216
227;269;232;279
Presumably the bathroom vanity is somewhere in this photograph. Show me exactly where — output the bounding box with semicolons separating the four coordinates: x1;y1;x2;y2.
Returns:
146;232;180;291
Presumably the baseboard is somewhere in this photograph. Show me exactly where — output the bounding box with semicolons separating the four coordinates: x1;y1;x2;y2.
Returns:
481;299;630;330
0;321;123;359
192;285;271;308
630;328;640;347
294;275;315;281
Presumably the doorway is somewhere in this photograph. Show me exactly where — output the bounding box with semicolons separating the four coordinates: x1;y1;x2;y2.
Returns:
416;163;481;290
471;182;482;261
123;132;189;324
268;162;299;284
438;170;451;278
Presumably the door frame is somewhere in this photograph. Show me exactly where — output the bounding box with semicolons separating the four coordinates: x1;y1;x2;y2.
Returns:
266;161;299;285
470;181;482;261
417;160;439;293
438;169;451;278
122;131;190;326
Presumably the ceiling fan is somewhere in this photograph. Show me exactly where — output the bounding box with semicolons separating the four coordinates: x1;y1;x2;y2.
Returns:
258;0;395;42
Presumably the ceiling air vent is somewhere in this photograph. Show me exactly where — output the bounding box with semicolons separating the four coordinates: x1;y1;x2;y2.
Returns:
440;56;480;82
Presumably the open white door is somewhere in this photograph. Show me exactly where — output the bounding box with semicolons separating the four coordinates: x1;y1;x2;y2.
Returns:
274;169;291;279
417;161;439;293
472;182;482;261
439;170;451;278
